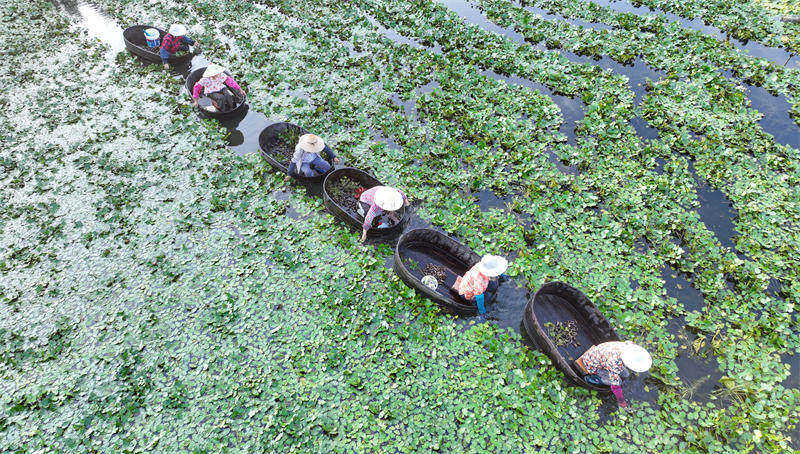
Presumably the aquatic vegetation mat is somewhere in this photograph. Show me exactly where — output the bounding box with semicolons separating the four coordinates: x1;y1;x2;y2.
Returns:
1;0;798;452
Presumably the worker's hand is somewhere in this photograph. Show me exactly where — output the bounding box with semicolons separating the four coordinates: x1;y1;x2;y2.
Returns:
333;157;340;164
360;230;367;242
404;199;410;206
163;63;169;70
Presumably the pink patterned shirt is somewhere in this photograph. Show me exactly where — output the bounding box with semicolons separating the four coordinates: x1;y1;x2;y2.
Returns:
192;74;241;99
454;263;489;300
358;186;406;231
577;341;630;386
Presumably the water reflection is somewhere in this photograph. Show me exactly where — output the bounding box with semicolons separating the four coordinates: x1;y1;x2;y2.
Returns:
56;0;125;55
591;0;799;68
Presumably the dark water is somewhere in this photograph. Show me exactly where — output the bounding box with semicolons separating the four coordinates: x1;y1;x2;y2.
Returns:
436;0;529;44
473;188;511;211
744;83;800;150
218;108;272;156
665;316;724;405
686;160;739;252
523;0;799;149
661;266;705;312
591;0;800;68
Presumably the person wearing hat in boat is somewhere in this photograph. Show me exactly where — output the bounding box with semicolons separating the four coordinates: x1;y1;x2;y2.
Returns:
575;341;652;409
358;186;408;242
451;255;508;315
191;64;245;112
288;134;339;178
159;24;195;69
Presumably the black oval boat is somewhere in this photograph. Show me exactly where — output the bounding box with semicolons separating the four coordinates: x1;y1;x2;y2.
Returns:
522;282;620;391
122;25;196;64
393;228;498;316
258;122;335;184
322;168;408;235
185;68;248;118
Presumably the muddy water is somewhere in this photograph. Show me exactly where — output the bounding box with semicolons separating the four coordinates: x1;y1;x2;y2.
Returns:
591;0;799;68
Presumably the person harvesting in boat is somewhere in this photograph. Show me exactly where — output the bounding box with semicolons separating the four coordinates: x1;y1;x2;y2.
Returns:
575;341;652;409
191;64;245;112
159;24;194;69
289;134;339;178
358;186;408;242
451;255;508;315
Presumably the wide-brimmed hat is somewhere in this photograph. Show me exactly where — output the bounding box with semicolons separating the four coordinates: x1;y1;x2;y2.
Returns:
297;134;325;154
621;343;652;373
477;254;508;277
169;24;187;37
203;64;226;78
374;187;404;211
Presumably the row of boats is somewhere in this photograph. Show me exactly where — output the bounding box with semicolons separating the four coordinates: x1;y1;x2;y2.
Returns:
122;24;622;393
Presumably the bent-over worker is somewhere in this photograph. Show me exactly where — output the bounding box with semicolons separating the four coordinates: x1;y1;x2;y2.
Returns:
358;186;408;242
288;134;338;178
575;341;652;409
159;24;195;69
452;254;508;315
191;64;244;112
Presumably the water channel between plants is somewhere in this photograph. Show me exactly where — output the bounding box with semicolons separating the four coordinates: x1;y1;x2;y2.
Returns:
55;0;795;437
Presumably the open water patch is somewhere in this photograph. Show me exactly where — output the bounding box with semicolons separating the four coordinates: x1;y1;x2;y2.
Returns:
56;0;124;56
661;265;705;312
687;160;739;252
219;109;273;156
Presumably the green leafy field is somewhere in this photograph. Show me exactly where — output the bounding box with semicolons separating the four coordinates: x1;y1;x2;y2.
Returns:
1;0;798;451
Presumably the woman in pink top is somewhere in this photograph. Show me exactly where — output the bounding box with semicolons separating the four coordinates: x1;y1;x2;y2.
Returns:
357;186;408;242
452;254;507;315
192;64;244;112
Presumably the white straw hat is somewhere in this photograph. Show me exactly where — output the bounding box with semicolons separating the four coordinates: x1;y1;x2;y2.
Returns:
477;254;508;277
297;134;325;154
169;24;187;37
621;343;652;373
203;64;226;78
374;187;404;211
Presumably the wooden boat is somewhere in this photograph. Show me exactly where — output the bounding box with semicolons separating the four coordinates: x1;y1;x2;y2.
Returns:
185;68;248;118
122;25;196;64
393;228;498;315
258;122;336;183
522;282;620;391
322;168;408;235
